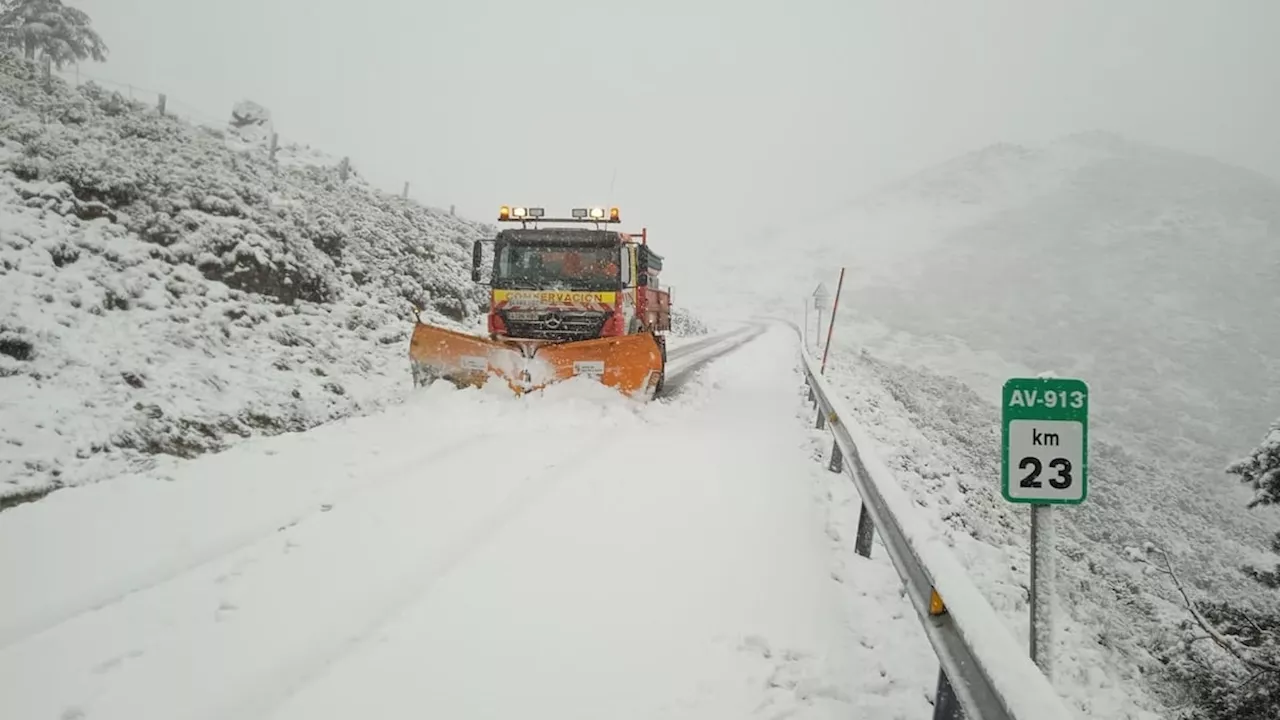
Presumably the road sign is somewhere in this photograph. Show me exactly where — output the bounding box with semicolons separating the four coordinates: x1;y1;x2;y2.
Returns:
813;283;830;309
1001;377;1088;505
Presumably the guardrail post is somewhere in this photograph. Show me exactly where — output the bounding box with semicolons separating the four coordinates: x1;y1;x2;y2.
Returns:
815;407;825;429
932;669;964;719
827;439;843;473
854;504;874;558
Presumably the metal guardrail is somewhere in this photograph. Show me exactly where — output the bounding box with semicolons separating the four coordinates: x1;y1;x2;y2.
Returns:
797;343;1075;720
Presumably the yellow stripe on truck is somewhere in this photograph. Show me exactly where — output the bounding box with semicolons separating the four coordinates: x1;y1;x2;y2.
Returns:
493;290;617;306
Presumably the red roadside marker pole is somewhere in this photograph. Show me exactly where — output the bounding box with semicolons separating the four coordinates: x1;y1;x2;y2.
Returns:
820;267;845;375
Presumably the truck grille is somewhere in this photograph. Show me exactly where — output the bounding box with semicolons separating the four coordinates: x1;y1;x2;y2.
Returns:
499;310;610;341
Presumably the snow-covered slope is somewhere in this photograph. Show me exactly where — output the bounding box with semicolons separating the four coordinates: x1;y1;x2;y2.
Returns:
764;133;1280;717
832;133;1280;549
841;133;1280;471
0;55;495;498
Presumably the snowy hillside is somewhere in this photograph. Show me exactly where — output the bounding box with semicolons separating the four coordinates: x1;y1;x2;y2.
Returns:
838;133;1280;473
771;133;1280;717
766;132;1280;531
827;133;1280;565
0;55;494;499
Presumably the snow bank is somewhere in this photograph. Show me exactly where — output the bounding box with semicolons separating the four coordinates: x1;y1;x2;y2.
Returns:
0;54;492;497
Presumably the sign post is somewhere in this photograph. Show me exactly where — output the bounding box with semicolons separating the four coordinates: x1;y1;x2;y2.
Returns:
1001;376;1088;677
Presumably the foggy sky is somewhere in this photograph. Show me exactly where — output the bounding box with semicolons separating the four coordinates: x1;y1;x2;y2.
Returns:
76;0;1280;252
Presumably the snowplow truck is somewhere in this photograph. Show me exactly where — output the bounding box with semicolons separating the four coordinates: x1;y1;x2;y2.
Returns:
409;205;672;399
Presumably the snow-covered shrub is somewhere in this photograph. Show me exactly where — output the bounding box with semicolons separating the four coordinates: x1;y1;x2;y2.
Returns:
0;54;494;498
1230;419;1280;512
669;306;707;336
1152;419;1279;720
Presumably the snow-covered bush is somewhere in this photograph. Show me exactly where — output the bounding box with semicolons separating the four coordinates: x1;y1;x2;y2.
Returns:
669;306;708;336
1230;419;1280;513
0;54;493;498
1162;599;1279;720
1158;420;1280;719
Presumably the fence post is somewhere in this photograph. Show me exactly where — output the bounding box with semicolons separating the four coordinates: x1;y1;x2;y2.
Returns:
450;204;456;216
41;55;52;92
339;157;350;181
269;133;279;163
402;181;409;198
158;93;167;116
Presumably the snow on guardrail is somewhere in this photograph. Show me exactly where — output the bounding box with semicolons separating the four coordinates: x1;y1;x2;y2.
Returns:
797;342;1075;720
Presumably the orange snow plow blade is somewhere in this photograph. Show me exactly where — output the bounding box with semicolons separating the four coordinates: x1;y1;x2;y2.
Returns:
408;321;663;399
530;332;664;399
407;322;525;390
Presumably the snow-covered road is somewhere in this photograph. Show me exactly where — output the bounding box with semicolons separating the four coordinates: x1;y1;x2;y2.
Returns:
0;322;934;720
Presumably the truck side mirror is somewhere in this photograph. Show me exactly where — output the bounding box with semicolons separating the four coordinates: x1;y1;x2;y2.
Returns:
471;240;483;283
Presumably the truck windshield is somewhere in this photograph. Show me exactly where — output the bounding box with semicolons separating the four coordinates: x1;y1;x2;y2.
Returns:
495;244;619;289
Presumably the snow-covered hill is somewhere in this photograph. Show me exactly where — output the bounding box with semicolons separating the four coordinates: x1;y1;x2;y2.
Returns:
0;55;496;499
826;133;1280;555
840;133;1280;471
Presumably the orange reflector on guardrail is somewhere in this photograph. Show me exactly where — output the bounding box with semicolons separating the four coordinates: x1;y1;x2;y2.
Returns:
930;589;947;616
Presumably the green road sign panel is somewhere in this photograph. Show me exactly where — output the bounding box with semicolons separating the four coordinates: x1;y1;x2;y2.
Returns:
1001;377;1089;505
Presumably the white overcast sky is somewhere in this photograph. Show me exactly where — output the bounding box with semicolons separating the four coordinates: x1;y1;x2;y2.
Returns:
74;0;1280;248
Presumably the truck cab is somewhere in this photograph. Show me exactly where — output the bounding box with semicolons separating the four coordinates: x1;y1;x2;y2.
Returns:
470;207;670;351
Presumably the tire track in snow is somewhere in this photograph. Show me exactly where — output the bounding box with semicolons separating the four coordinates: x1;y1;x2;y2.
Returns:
660;323;768;397
1;325;772;720
188;335;769;720
209;424;622;720
666;325;754;362
0;325;759;653
0;424;622;720
0;427;500;653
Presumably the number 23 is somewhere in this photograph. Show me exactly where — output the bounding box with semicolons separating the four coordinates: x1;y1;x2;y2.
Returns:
1019;457;1072;489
